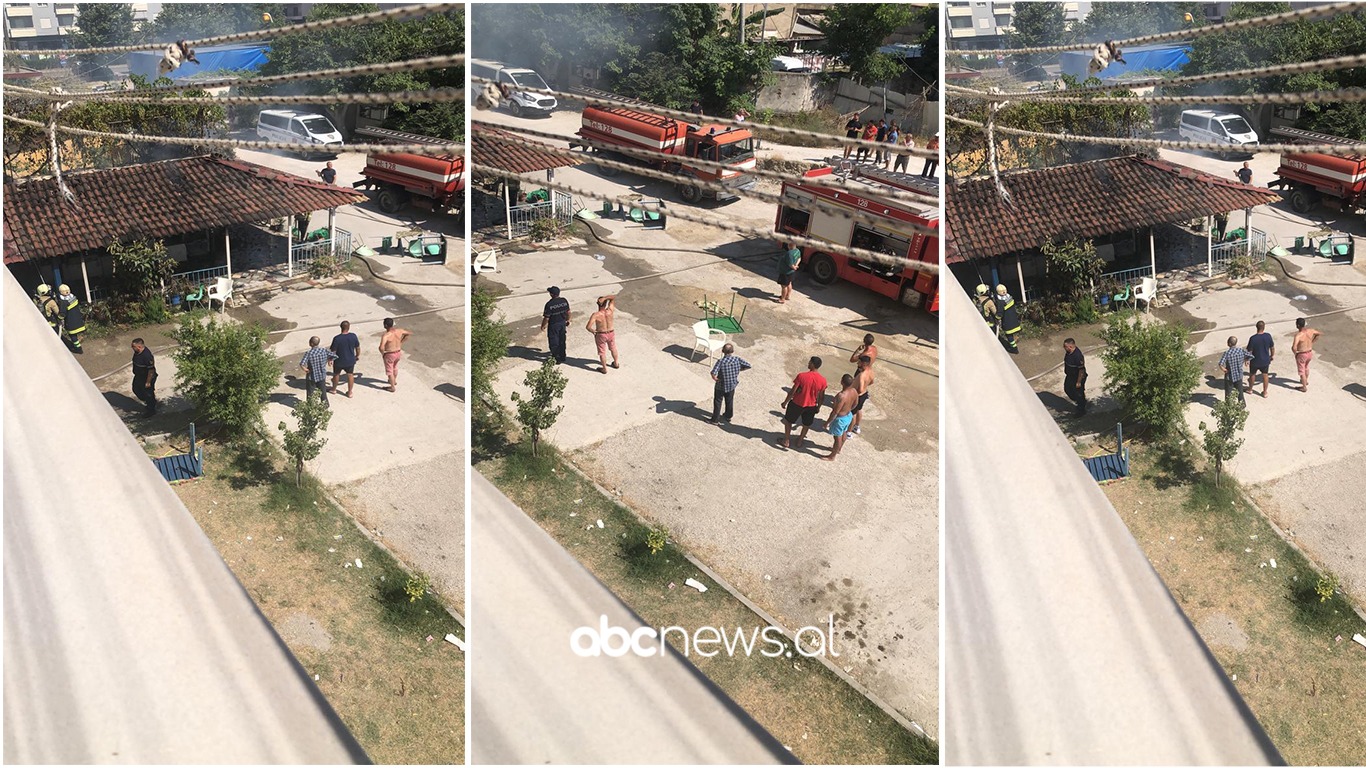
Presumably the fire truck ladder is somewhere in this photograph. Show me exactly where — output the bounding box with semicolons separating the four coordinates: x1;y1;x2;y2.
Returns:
568;86;654;108
844;163;941;200
1269;126;1359;147
352;126;460;146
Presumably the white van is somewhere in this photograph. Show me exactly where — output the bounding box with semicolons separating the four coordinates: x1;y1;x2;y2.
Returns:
256;109;344;154
1178;109;1259;149
470;58;557;118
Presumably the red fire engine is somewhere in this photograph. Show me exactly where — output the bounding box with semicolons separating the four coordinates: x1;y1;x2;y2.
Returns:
1268;127;1366;215
571;88;757;204
352;127;465;215
775;165;940;311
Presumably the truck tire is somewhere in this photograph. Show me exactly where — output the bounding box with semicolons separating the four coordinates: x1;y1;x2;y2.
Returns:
1289;187;1316;214
679;183;702;204
596;150;621;177
809;253;838;285
509;101;523;119
377;188;404;214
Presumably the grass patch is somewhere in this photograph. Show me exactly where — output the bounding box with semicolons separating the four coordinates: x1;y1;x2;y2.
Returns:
1100;433;1365;764
168;434;463;764
478;434;937;765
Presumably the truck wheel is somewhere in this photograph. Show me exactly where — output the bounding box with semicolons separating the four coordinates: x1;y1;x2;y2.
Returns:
596;151;621;177
809;253;838;285
509;101;523;119
1289;188;1316;214
679;183;702;204
377;189;403;214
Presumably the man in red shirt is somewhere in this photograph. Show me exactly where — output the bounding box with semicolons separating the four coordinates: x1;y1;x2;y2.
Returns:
777;356;829;449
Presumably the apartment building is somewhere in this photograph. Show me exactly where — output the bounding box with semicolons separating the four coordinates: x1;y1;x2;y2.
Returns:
2;3;159;50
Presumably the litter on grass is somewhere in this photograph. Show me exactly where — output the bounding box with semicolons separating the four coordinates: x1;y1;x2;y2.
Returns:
684;578;708;593
446;633;466;651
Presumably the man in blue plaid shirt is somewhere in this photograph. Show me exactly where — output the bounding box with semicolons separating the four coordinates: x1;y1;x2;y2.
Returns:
299;335;338;407
709;343;752;424
1218;335;1249;405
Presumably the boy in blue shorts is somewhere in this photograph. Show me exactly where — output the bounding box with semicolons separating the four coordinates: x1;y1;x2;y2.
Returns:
823;374;859;462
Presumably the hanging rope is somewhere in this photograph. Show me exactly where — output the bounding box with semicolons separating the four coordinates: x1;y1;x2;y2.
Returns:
46;101;75;205
7;84;466;107
986;101;1011;206
946;83;1366;106
6;4;463;56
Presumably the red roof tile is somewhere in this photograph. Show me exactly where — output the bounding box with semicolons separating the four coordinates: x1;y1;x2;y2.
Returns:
471;124;583;175
3;155;366;264
945;155;1283;263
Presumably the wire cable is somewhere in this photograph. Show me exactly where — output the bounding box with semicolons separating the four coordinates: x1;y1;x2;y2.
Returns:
472;161;939;274
946;115;1366;156
946;83;1366;106
475;119;941;208
7;4;463;56
952;2;1366;56
8;84;466;107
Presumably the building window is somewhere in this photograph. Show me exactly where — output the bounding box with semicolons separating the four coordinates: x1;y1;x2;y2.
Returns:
978;17;990;28
950;16;972;28
39;17;51;29
8;16;33;28
995;14;1011;26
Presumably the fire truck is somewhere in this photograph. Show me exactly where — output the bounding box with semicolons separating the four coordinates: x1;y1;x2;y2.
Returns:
352;127;465;215
571;88;757;204
1267;127;1366;215
775;165;940;311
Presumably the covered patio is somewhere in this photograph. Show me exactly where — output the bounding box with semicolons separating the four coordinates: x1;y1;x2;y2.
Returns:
3;155;366;303
945;155;1282;303
470;123;583;239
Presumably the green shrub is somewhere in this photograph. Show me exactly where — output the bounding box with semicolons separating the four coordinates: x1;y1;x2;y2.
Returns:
1100;315;1202;436
171;316;281;436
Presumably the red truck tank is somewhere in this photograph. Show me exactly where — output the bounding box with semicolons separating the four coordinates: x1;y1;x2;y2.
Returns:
352;127;464;215
1268;127;1366;215
572;89;757;204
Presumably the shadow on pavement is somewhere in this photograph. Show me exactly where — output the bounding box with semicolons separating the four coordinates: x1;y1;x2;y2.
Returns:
436;382;465;402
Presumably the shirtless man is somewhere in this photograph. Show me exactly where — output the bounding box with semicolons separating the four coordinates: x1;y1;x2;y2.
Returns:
849;333;878;367
1291;317;1322;392
585;295;619;373
823;375;859;462
848;355;875;436
379;317;413;393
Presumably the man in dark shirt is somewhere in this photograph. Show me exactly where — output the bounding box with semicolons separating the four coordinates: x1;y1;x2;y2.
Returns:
1063;338;1087;416
1245;319;1275;398
541;286;571;364
874;119;889;164
329;319;361;398
130;338;158;417
843;115;861;159
317;161;337;185
1236;161;1252;185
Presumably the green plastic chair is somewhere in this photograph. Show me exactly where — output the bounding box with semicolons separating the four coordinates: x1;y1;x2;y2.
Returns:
629;208;645;224
184;282;206;310
1113;283;1131;309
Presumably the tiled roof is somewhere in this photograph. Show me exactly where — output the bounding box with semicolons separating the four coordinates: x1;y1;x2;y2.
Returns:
3;155;366;264
945;155;1283;263
471;124;583;175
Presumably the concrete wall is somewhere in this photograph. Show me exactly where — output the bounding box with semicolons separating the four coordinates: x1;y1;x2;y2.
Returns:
757;74;938;138
755;71;833;113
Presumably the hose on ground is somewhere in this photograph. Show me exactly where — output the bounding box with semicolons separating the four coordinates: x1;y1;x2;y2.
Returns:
349;252;465;288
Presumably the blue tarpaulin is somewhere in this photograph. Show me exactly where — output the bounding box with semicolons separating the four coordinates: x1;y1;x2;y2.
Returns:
1060;44;1191;82
126;44;270;82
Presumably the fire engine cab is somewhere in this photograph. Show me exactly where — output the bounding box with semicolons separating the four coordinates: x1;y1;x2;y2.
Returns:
775;165;940;311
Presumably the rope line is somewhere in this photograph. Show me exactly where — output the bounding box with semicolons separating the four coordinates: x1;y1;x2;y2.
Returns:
946;115;1366;156
8;53;466;99
473;119;941;208
472;161;940;274
946;83;1366;106
946;52;1366;99
472;77;942;157
5;4;463;56
475;130;938;237
951;2;1366;56
7;85;466;107
1;114;466;157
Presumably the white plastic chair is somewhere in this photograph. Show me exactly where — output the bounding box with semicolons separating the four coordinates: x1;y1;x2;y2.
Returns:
206;276;233;313
690;320;726;363
472;248;499;275
1134;276;1157;312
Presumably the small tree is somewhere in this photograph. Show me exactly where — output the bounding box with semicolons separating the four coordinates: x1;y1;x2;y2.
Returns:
278;393;331;487
1041;239;1104;302
171;317;281;436
510;359;567;457
470;287;510;418
1198;396;1247;488
108;239;176;303
1099;316;1202;437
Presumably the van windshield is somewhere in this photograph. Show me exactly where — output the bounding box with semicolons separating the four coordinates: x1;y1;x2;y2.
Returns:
511;72;549;91
1219;117;1253;136
302;117;337;136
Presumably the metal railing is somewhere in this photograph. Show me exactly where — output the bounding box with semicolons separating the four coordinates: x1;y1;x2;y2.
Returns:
1100;264;1155;285
508;190;574;239
1211;227;1268;274
170;265;229;288
290;228;354;274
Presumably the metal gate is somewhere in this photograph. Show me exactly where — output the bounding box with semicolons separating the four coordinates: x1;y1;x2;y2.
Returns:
1210;227;1268;275
508;190;573;239
290;228;354;275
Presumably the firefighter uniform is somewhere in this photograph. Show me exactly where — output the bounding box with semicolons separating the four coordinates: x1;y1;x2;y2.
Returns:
35;285;62;335
993;286;1022;354
974;284;998;332
58;286;86;354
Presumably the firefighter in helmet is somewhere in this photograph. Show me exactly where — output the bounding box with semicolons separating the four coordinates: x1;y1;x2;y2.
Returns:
35;284;62;335
57;284;86;354
974;283;998;331
993;284;1022;354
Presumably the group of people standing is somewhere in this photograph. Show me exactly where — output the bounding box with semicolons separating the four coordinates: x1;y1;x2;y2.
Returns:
541;287;621;374
1217;317;1323;404
295;318;414;407
842;115;940;178
33;284;87;354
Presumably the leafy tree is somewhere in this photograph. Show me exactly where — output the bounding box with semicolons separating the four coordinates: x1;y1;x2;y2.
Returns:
1041;239;1104;302
510;359;567;457
171;317;281;436
1198;395;1247;488
1099;316;1202;437
144;3;284;42
470;286;509;419
71;4;136;79
107;238;175;302
279;393;332;487
817;4;913;85
1008;2;1067;74
1078;3;1202;41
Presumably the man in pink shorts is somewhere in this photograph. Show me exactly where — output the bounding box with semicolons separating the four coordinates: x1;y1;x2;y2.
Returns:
585;294;619;374
1292;317;1322;392
379;317;412;392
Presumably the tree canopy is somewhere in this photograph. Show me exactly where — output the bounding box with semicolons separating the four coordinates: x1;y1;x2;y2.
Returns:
816;4;914;85
144;3;284;42
70;3;136;78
